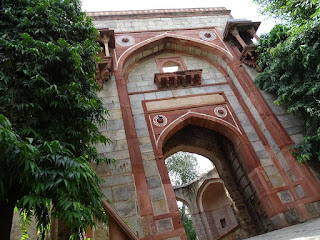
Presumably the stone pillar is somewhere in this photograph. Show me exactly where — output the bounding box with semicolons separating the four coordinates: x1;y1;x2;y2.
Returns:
247;27;260;41
100;33;110;57
230;27;247;48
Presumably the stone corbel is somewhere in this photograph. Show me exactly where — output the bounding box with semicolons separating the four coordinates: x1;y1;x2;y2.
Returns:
230;27;247;48
96;29;115;86
247;27;260;41
96;57;113;86
99;32;111;57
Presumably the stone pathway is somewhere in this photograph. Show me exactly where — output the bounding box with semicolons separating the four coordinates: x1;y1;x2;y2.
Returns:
245;218;320;240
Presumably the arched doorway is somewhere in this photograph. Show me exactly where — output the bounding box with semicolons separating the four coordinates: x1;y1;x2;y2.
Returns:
161;120;273;239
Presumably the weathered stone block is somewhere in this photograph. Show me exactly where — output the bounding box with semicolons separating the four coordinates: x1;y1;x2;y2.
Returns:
104;129;126;141
276;152;290;172
314;201;320;215
291;133;305;144
96;141;116;153
190;87;205;94
102;187;112;200
264;165;279;177
172;89;192;97
139;143;153;152
260;158;273;167
136;128;149;137
132;107;144;115
138;136;151;145
286;169;297;182
144;92;157;100
109;159;131;175
134;114;147;129
105;150;130;161
286;125;305;135
107;109;123;120
91;162;111;176
146;176;163;189
269;174;285;188
152;199;169;216
141;85;158;91
143;161;160;177
112;184;136;202
103;96;120;104
284;208;299;224
263;129;276;148
295;185;306;199
270;213;288;229
155;91;174;99
251;141;265;154
236;112;251;126
156;218;173;233
130;93;144;102
114;200;137;217
277;190;293;203
104;102;120;110
123;215;144;238
101;174;133;188
107;119;124;131
141;151;156;161
305;203;319;218
149;187;166;201
93;221;109;240
115;139;129;151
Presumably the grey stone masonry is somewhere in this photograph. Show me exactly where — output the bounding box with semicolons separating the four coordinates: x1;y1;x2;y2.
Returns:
88;8;231;33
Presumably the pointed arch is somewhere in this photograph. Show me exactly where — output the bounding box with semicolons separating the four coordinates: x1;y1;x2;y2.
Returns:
116;32;235;74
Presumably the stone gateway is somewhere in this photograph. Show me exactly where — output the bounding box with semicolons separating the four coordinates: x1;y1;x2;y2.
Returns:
10;7;320;240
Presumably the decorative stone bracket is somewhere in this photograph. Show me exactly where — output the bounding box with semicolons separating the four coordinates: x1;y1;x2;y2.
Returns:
240;44;259;69
154;69;202;89
96;56;113;86
96;29;115;86
223;20;260;69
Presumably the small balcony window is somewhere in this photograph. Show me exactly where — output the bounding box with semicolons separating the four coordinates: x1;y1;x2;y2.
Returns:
162;61;182;73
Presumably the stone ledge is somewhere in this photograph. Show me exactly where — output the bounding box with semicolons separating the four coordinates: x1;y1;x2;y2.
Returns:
87;8;230;20
154;69;202;89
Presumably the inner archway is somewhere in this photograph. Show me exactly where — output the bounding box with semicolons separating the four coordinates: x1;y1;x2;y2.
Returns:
165;151;214;239
162;124;272;239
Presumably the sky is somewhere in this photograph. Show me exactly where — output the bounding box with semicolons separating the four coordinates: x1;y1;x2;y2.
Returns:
81;0;279;34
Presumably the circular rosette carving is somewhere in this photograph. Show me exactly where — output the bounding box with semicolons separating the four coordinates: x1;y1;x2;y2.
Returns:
116;35;135;46
214;107;227;118
199;31;217;41
153;115;168;127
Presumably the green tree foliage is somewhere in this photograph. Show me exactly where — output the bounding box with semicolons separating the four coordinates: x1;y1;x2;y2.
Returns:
165;152;200;240
165;152;200;186
254;0;319;24
0;0;110;238
254;0;320;162
179;206;197;240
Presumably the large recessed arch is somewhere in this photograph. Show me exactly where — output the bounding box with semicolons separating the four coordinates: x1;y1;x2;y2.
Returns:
159;115;273;237
116;32;237;78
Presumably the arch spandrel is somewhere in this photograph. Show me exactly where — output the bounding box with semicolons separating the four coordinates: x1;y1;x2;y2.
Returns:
158;115;253;162
115;32;236;77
